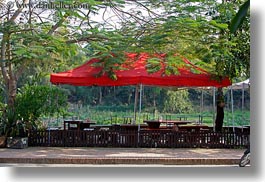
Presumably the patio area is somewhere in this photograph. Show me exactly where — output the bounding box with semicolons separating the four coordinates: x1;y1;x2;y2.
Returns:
0;147;245;166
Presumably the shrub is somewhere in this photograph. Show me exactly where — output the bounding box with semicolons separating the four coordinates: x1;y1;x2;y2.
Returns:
15;85;68;128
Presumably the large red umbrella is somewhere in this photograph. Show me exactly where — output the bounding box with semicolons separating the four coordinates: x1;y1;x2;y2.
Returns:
50;52;231;87
50;52;231;123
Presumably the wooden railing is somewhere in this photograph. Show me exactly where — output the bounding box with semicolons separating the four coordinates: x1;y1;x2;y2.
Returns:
28;129;249;148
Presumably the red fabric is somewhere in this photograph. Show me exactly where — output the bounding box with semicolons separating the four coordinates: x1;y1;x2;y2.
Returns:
50;53;231;87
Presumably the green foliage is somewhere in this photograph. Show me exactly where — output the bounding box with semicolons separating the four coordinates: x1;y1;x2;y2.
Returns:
0;84;68;135
160;89;193;114
60;104;249;127
84;41;128;80
62;85;195;115
230;0;250;34
116;0;250;79
209;20;228;30
15;85;68;124
9;29;83;72
1;0;250;92
146;58;162;74
0;107;27;137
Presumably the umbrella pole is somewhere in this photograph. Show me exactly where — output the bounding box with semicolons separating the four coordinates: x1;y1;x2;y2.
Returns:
137;84;143;144
212;87;216;131
242;84;245;125
139;84;143;120
231;86;235;132
200;89;204;124
133;85;139;124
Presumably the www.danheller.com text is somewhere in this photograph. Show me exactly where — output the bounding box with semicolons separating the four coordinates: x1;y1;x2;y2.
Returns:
12;1;91;10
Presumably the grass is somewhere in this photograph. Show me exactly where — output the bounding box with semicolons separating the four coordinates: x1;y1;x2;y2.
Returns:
42;105;250;128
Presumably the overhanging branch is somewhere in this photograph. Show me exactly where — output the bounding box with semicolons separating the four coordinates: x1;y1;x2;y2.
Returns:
66;35;109;44
48;12;69;35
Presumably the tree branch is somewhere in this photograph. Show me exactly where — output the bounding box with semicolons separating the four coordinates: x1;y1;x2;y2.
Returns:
66;35;109;44
48;12;69;35
9;0;29;22
107;0;151;26
128;0;161;17
9;28;34;34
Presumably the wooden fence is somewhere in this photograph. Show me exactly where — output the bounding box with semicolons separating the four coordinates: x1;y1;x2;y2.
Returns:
28;129;249;148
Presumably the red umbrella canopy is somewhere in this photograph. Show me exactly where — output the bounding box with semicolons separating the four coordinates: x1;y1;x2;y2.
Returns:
50;52;231;87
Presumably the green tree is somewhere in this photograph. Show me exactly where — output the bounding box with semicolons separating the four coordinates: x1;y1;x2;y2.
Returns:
0;0;164;109
160;89;193;114
0;85;67;137
0;0;249;131
15;85;68;124
132;0;249;131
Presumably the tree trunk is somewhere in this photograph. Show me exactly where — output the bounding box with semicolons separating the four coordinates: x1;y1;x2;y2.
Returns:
215;87;225;132
1;33;17;108
7;79;17;107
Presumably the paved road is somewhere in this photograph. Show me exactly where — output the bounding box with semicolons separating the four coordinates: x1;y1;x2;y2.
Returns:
0;147;246;166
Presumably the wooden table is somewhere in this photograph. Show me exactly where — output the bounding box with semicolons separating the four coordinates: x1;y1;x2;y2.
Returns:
143;120;193;129
80;121;96;130
89;124;113;131
117;124;148;131
64;120;96;130
64;120;82;130
161;120;193;127
177;124;209;132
